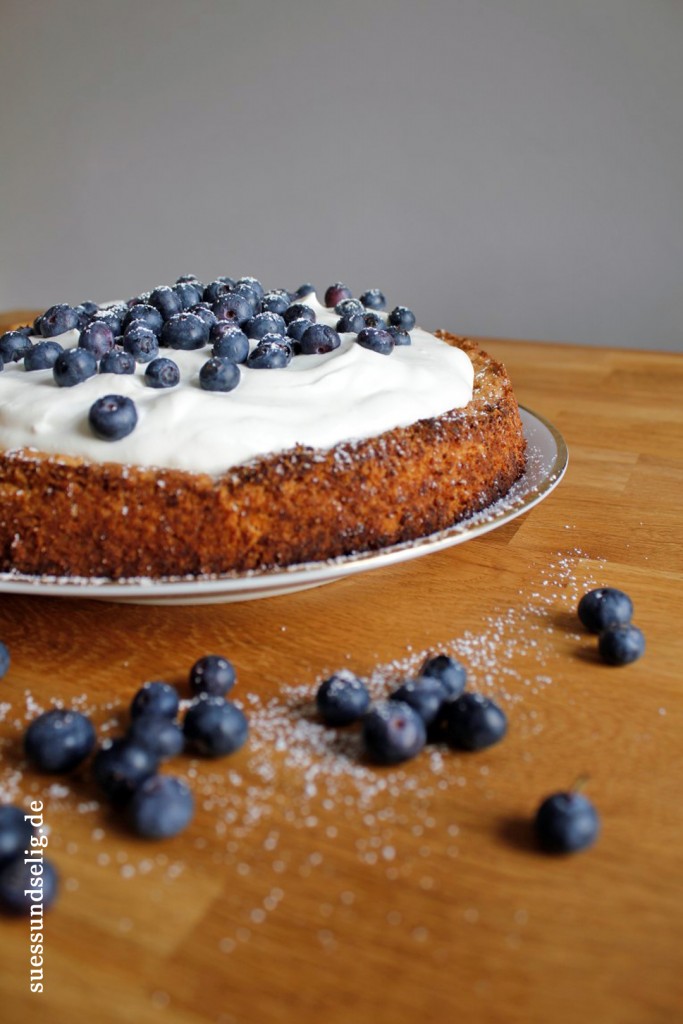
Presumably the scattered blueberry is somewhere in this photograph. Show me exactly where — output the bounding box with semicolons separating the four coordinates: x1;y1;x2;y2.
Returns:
89;394;138;441
534;791;600;853
91;307;124;337
286;317;314;342
130;681;180;721
123;303;164;336
100;350;136;375
421;654;467;698
0;856;59;915
0;641;9;679
246;336;292;369
390;677;448;726
92;739;159;804
40;304;80;338
52;347;98;387
199;357;241;393
316;670;370;726
24;709;96;773
127;775;194;839
145;357;180;389
78;319;115;359
360;288;386;310
362;700;427;764
598;624;645;666
283;303;316;326
260;290;291;315
387;326;411;346
122;324;159;363
0;330;32;363
127;715;184;760
356;327;394;356
212;292;252;326
79;300;99;316
149;285;183;321
245;311;286;341
293;283;315;300
578;588;633;633
324;283;352;308
24;340;63;371
299;323;341;355
336;312;366;334
211;326;250;363
0;805;33;866
362;311;386;330
160;312;209;350
189;655;236;697
445;693;507;750
388;305;416;331
183;697;249;757
335;298;364;317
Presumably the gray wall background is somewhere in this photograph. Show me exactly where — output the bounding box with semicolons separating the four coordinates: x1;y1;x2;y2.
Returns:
1;0;681;351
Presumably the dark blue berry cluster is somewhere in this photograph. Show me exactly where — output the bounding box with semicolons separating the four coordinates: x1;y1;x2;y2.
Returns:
315;654;507;766
0;276;418;442
578;587;645;665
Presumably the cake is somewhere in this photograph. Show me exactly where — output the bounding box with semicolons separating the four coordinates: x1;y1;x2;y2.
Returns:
0;277;526;579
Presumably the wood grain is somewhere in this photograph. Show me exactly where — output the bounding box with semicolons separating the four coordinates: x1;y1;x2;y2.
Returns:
0;312;682;1024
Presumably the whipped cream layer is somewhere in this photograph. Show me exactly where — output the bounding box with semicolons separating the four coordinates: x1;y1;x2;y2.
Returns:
0;295;473;475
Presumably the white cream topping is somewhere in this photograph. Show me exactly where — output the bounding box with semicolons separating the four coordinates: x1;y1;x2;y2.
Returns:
0;295;473;475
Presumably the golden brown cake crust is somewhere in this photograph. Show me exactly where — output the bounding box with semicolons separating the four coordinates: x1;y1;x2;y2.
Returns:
0;335;526;579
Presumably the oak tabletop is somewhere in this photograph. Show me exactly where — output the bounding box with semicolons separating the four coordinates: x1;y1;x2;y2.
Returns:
0;312;682;1024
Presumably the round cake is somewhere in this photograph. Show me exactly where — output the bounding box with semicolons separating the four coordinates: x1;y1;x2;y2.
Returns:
0;277;526;579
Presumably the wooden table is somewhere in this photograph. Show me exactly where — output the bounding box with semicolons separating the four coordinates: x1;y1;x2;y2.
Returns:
0;316;681;1024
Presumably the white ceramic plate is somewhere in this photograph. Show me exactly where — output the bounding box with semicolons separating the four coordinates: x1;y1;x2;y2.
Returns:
0;407;567;605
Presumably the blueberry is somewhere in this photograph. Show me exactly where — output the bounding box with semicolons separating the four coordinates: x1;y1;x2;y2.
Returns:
160;312;209;351
91;307;124;337
212;292;252;326
390;677;448;726
362;312;387;330
445;693;507;750
173;281;203;310
356;327;394;356
78;319;115;359
245;311;287;341
282;303;316;326
324;283;352;308
420;654;467;698
126;715;184;759
299;323;341;355
361;700;427;764
246;336;292;369
598;624;645;666
189;303;218;331
130;681;180;720
0;856;59;915
0;805;33;866
123;303;164;336
335;298;364;317
0;330;32;363
123;324;159;363
145;357;180;389
89;394;138;441
79;300;99;316
0;641;9;679
92;739;159;804
203;279;233;304
336;312;366;334
260;289;291;315
149;285;183;321
24;709;96;773
177;273;204;288
127;775;194;839
578;588;633;633
360;288;386;310
388;306;416;331
189;655;236;697
40;303;80;338
199;357;241;392
100;350;136;375
316;670;370;726
24;340;63;371
211;325;250;363
183;696;249;757
235;276;264;301
293;282;315;300
286;317;315;342
387;326;411;346
53;348;97;386
231;284;261;317
534;791;600;853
